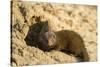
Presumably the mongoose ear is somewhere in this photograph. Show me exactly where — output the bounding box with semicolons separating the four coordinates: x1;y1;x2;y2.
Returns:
40;21;49;34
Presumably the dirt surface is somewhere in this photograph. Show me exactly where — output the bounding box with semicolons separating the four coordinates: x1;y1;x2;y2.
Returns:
11;0;97;66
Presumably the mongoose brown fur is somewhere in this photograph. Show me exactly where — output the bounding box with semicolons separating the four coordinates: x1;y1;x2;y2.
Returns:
25;20;89;62
38;30;89;62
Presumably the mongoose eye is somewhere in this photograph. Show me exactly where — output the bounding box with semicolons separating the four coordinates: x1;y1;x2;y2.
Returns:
52;34;56;38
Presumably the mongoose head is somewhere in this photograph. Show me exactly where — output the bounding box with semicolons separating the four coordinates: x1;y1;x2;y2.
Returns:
38;31;57;51
44;32;57;48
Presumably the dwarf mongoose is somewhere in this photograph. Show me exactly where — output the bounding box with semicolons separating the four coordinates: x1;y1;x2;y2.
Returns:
25;20;89;62
37;30;89;62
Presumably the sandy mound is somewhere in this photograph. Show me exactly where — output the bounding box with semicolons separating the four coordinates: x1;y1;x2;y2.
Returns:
11;1;97;66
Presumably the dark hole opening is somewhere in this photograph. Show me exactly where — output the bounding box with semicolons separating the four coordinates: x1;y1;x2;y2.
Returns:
24;17;49;51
